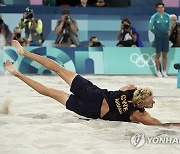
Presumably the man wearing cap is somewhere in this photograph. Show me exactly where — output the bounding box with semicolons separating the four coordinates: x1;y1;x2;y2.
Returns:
54;9;80;47
18;7;44;46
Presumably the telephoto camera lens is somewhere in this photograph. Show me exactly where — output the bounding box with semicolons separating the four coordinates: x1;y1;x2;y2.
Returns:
174;63;180;70
0;19;3;25
15;33;21;39
64;16;70;22
26;13;33;19
124;24;130;29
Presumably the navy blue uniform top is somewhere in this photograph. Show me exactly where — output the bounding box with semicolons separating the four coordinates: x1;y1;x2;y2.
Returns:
102;89;145;122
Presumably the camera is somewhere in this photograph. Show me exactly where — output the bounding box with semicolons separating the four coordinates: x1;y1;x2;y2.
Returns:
124;24;130;30
0;19;3;25
177;22;180;26
64;16;70;22
91;42;101;47
174;63;180;70
15;33;21;39
25;12;33;20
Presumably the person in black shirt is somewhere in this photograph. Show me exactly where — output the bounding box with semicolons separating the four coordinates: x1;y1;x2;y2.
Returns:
92;0;110;7
88;36;102;47
169;14;180;47
0;0;4;6
5;40;180;127
76;0;89;8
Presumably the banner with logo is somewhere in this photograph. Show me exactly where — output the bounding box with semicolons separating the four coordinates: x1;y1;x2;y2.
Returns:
1;47;180;75
103;47;179;74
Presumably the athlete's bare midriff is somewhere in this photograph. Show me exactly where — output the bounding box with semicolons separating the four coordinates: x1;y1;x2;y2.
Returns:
100;98;109;118
100;85;136;118
100;98;142;122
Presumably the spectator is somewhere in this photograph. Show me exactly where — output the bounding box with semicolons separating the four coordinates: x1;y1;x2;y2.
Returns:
18;7;44;46
149;2;171;78
0;0;5;6
169;14;180;47
92;0;110;7
77;0;89;8
117;18;143;47
10;27;29;46
88;36;102;47
43;0;56;6
0;14;9;45
55;9;80;47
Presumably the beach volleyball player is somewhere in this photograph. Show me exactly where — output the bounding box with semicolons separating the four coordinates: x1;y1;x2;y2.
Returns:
5;40;180;126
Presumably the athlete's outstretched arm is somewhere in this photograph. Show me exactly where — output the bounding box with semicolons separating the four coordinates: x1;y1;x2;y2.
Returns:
5;60;69;106
132;111;180;126
120;84;136;91
10;40;77;87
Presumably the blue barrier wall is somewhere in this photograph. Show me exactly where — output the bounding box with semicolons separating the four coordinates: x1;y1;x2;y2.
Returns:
0;47;180;75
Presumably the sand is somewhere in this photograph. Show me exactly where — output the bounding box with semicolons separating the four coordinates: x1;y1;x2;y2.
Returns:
0;74;180;154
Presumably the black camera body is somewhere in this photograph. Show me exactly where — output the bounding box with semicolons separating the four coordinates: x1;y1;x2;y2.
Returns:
0;19;4;34
26;12;34;20
0;19;3;25
64;16;70;22
176;22;180;27
174;63;180;70
15;33;21;39
124;24;130;30
91;42;102;47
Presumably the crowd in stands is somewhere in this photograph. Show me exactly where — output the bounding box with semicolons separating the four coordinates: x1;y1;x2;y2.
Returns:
0;1;179;48
45;0;110;7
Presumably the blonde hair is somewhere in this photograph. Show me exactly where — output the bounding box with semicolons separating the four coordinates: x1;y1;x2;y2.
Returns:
132;88;153;107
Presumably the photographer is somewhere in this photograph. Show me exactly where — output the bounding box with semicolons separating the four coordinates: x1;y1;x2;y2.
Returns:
18;7;44;46
10;27;29;46
76;0;89;8
0;14;9;45
88;36;102;47
92;0;110;7
0;0;5;6
169;14;180;47
55;9;79;47
117;18;143;47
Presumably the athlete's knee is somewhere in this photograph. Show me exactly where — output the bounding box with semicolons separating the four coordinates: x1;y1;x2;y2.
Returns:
162;53;167;58
156;53;161;58
48;88;69;105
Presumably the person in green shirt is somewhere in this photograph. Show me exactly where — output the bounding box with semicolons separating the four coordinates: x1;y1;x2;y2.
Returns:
18;7;44;46
149;2;171;78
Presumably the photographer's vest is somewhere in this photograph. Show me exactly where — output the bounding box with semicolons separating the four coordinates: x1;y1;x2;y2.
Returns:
25;19;44;46
55;19;79;46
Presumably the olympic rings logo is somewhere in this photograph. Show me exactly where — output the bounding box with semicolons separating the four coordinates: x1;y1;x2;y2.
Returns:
130;53;156;68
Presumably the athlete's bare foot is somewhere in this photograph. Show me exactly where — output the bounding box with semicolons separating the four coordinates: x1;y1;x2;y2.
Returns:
5;60;20;76
10;40;25;56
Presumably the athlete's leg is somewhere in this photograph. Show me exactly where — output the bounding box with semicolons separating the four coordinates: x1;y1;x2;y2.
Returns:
5;60;69;105
162;52;167;71
11;40;77;86
155;52;161;71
